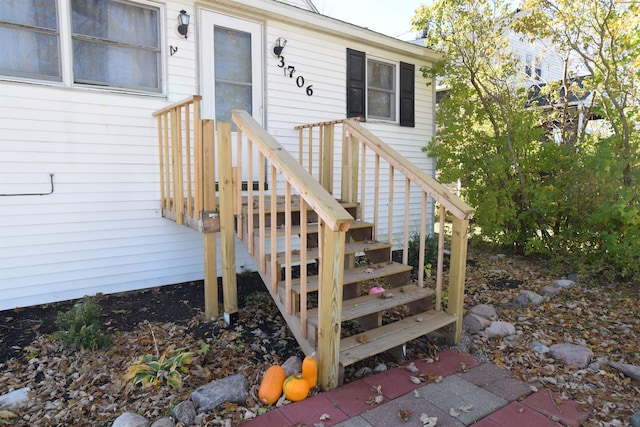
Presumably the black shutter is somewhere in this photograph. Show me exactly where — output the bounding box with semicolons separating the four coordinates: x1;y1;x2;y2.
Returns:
346;48;366;118
399;62;415;127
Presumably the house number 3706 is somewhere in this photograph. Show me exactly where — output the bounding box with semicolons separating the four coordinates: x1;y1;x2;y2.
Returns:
277;55;314;96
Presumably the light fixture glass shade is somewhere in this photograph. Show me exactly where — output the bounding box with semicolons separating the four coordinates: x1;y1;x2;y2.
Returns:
273;37;287;56
178;10;190;38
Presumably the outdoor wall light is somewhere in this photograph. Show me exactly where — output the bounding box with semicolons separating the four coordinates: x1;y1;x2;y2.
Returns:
177;10;190;38
273;37;287;56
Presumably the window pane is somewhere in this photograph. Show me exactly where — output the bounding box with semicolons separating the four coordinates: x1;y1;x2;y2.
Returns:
215;81;252;124
368;61;394;90
368;90;393;119
0;0;60;81
214;27;251;83
73;40;159;91
72;0;158;48
0;0;57;29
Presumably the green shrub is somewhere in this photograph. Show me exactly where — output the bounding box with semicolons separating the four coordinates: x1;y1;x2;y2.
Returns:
407;233;439;273
54;297;111;350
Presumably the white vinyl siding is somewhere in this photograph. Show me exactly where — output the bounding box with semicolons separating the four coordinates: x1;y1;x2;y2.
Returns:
1;0;437;310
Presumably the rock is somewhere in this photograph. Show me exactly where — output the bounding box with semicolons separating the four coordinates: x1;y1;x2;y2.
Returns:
607;361;640;381
490;254;506;260
112;413;149;427
567;273;579;282
554;279;575;288
172;400;196;426
515;294;530;306
463;313;491;334
281;355;302;377
530;340;549;354
469;304;498;320
541;285;561;296
0;387;30;410
549;344;593;368
631;410;640;427
518;290;544;306
484;321;516;338
191;374;248;413
150;418;175;427
588;357;609;371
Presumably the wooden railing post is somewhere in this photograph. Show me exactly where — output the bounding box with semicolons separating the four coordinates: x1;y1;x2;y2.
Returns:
202;120;218;318
218;122;239;324
341;129;359;205
317;223;347;390
321;123;334;194
447;216;469;343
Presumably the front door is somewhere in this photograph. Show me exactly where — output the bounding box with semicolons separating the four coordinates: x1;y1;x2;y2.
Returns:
200;11;263;181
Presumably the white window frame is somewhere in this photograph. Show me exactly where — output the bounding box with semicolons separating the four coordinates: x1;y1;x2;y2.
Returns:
366;56;399;123
0;0;165;95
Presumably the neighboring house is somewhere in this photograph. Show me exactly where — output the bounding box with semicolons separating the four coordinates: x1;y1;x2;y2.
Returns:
0;0;441;310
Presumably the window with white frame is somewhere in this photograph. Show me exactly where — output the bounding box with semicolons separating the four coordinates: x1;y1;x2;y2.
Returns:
346;48;415;127
367;59;396;121
0;0;162;93
0;0;61;81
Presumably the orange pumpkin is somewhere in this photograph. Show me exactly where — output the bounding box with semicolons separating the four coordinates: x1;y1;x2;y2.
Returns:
301;353;318;388
283;374;310;402
258;365;286;405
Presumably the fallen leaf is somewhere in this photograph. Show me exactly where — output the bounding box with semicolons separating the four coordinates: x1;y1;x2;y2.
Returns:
406;362;420;373
449;407;460;417
358;334;368;344
409;376;422;384
319;413;331;421
420;413;438;426
398;409;412;420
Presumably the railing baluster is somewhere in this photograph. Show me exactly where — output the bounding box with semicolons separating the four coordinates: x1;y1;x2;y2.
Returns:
285;181;293;314
236;129;243;239
418;192;427;287
270;165;278;292
184;104;192;218
300;197;308;338
247;139;254;256
360;143;366;221
258;151;266;273
436;205;446;311
373;154;380;241
402;178;410;265
388;165;394;253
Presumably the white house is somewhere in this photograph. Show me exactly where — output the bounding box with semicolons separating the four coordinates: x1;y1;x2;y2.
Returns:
0;0;442;310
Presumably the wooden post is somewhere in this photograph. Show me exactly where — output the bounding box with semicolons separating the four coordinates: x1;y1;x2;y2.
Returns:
321;123;333;194
317;221;346;391
447;216;469;343
341;129;359;205
218;122;239;324
202;120;218;319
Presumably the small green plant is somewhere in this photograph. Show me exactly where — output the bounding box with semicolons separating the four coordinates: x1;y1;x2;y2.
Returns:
407;233;438;274
54;297;111;350
124;347;194;389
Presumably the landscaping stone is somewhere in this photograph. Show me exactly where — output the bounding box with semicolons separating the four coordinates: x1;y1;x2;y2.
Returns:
549;344;593;368
484;321;516;338
281;355;302;377
541;285;561;296
515;293;531;306
518;290;544;305
530;340;550;354
469;304;498;320
631;410;640;427
150;418;175;427
0;387;30;410
111;412;149;427
191;374;248;413
554;279;575;288
607;361;640;381
463;313;491;334
172;400;196;425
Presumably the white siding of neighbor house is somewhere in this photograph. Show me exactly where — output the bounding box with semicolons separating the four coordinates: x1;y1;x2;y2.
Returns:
0;0;437;310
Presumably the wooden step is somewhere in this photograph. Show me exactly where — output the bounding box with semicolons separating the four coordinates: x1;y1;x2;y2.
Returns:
304;284;435;328
267;240;392;264
255;220;372;238
339;310;457;367
290;262;412;294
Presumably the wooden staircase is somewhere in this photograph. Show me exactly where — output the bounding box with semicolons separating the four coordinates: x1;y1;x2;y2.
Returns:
153;97;474;391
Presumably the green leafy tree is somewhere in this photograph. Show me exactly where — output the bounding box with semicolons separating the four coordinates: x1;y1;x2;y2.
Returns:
413;0;639;278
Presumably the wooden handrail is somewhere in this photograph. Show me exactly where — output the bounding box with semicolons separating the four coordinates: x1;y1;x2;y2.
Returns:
232;110;353;232
152;95;202;117
342;120;474;221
